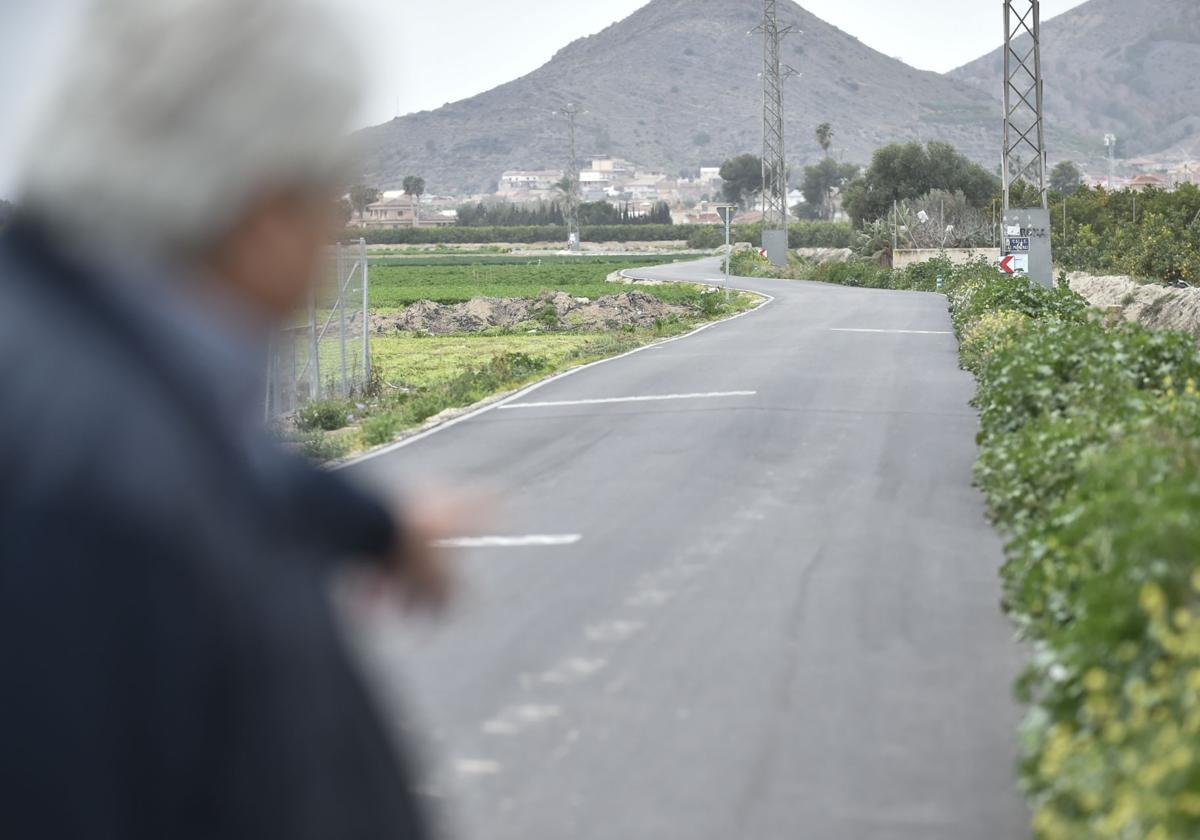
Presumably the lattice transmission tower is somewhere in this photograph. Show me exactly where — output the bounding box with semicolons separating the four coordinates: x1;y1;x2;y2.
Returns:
558;103;583;250
1002;0;1048;211
756;0;797;265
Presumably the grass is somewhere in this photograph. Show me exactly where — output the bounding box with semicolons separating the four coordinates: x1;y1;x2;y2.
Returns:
371;333;606;388
366;258;685;309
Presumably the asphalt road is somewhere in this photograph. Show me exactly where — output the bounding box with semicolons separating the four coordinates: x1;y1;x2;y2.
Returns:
345;258;1028;840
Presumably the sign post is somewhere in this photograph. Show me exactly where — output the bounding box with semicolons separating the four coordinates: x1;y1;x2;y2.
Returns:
1002;208;1052;287
715;205;737;301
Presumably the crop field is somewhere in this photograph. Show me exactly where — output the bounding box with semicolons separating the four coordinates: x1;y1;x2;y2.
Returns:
366;258;686;309
371;333;604;388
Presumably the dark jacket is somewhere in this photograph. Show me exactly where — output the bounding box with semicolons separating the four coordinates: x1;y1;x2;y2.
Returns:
0;222;429;839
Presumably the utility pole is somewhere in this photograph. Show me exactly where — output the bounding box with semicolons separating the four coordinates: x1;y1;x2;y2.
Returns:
755;0;797;267
559;103;583;252
1002;0;1048;211
1105;133;1117;190
1001;0;1053;288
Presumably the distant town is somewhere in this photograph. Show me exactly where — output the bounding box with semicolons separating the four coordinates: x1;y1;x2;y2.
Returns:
352;152;1198;230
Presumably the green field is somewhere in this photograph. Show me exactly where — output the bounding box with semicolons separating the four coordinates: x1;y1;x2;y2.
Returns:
371;333;606;388
367;258;687;309
286;256;759;460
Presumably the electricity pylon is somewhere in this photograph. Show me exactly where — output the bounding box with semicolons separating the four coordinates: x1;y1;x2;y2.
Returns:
755;0;797;266
558;103;583;251
1002;0;1048;211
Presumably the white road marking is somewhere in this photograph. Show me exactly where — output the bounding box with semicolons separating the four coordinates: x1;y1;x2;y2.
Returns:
482;704;562;735
434;534;581;548
625;588;674;608
585;620;645;643
541;657;607;685
500;391;756;410
830;328;952;335
455;759;502;777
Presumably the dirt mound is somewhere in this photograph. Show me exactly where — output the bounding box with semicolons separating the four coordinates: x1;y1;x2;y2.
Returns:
372;290;690;335
1068;273;1200;341
796;247;854;264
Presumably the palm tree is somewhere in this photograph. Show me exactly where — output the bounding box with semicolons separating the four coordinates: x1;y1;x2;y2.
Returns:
402;175;425;223
816;123;834;159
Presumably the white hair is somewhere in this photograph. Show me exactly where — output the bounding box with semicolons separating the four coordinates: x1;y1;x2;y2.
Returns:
19;0;363;254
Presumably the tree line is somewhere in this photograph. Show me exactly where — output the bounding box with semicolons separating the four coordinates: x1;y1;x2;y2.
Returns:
456;200;672;227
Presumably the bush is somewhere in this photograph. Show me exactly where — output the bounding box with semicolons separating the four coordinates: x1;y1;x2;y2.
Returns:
1014;432;1200;840
295;398;352;432
686;225;724;249
296;430;349;461
932;256;1200;838
360;413;402;447
344;221;856;250
959;309;1028;376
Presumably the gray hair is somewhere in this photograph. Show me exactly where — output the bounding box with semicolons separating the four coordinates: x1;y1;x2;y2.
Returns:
19;0;363;254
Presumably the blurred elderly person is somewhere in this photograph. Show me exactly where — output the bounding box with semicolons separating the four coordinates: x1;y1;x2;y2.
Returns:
0;1;451;838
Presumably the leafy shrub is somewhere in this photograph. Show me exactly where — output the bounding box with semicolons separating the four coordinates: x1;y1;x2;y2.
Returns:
932;254;1200;838
295;399;352;432
360;413;402;447
1014;432;1200;840
959;309;1028;375
729;249;769;276
345;221;856;249
806;258;893;288
686;226;723;249
296;430;349;461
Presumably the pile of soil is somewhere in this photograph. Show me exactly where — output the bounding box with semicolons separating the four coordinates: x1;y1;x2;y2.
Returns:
795;247;855;264
1068;272;1200;341
372;290;691;335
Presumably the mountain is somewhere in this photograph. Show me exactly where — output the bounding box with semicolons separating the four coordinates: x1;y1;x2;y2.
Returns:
356;0;1000;194
950;0;1200;164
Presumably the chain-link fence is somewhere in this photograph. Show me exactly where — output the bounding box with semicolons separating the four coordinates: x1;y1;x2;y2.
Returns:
265;238;371;419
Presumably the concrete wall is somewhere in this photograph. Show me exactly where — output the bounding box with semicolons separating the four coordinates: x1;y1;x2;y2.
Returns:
893;248;999;270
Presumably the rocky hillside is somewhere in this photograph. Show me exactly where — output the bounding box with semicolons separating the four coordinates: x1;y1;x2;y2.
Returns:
356;0;998;193
950;0;1200;163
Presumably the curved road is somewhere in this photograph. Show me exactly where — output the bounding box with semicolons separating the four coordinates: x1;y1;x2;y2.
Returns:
347;258;1028;839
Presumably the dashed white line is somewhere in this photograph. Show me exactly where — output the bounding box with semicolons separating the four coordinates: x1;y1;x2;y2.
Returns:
455;759;503;777
499;391;757;410
434;534;582;548
830;328;952;335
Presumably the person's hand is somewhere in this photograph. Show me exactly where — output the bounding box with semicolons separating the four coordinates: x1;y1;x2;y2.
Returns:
388;488;493;614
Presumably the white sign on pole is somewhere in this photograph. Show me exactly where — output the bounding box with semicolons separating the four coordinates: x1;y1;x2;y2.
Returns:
998;253;1029;275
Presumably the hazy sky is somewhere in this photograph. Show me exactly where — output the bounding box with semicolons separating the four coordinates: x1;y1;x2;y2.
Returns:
1;0;1090;196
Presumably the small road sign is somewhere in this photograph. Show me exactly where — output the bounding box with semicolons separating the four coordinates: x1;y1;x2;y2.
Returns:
999;254;1029;275
1006;236;1030;253
715;205;737;225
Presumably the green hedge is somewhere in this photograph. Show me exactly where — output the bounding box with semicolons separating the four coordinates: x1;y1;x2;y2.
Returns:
343;221;855;248
813;257;1200;837
942;262;1200;838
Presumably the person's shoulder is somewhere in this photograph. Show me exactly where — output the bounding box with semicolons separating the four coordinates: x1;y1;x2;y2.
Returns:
0;241;210;503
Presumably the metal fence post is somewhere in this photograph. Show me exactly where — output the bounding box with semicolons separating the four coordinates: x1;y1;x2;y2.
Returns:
307;285;320;401
336;242;348;397
360;237;370;387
